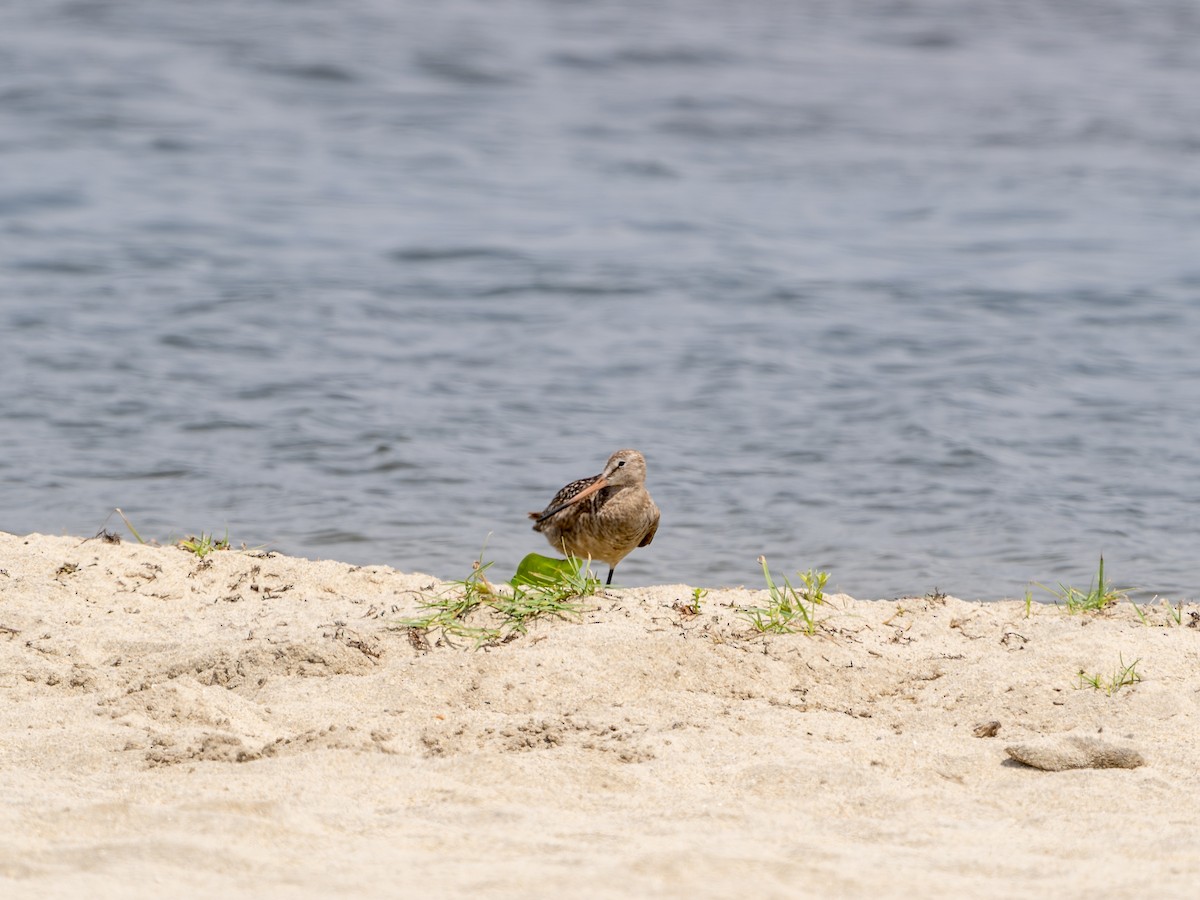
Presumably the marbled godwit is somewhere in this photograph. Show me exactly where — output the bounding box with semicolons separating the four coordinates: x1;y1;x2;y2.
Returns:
529;449;660;585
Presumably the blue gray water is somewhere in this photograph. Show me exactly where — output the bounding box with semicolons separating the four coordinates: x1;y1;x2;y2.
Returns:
2;0;1199;600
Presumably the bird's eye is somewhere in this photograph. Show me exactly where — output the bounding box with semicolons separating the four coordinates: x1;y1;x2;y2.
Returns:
617;460;626;467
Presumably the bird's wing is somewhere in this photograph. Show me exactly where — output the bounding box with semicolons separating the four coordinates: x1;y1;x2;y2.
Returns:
638;506;660;547
530;474;602;523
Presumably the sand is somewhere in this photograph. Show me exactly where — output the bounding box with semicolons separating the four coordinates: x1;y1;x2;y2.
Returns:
1;530;1198;898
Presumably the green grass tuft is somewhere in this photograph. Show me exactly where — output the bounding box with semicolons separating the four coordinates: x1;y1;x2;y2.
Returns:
177;530;231;559
738;557;828;635
1039;555;1129;614
1076;654;1142;695
397;548;599;649
1161;597;1187;627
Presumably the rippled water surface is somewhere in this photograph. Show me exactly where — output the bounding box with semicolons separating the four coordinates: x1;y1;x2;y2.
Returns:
3;0;1199;599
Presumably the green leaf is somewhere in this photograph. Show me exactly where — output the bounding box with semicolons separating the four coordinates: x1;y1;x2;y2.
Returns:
510;553;584;588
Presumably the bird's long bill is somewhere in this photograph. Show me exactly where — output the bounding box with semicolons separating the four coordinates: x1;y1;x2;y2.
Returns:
536;477;607;524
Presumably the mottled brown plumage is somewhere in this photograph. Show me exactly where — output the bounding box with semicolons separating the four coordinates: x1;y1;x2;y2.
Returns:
528;449;659;585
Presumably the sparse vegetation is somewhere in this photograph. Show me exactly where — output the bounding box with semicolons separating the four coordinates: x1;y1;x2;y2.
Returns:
1039;556;1129;614
113;508;145;544
673;587;708;618
178;530;232;559
1077;654;1142;695
1164;598;1184;626
397;549;599;648
797;568;829;605
738;557;828;635
1127;594;1146;625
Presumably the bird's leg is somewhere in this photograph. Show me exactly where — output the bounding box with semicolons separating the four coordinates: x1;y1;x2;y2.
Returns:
606;566;615;586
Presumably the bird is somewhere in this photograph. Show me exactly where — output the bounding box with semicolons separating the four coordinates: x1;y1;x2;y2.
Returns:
528;449;660;586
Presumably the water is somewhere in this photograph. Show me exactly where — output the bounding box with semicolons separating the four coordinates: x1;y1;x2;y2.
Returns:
2;0;1198;600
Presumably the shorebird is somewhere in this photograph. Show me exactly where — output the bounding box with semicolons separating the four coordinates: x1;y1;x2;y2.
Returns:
529;449;660;585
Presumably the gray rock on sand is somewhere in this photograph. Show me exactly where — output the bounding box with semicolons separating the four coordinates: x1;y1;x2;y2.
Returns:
1005;734;1145;771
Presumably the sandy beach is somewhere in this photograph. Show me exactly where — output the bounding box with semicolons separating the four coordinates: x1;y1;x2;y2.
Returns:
1;529;1198;898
